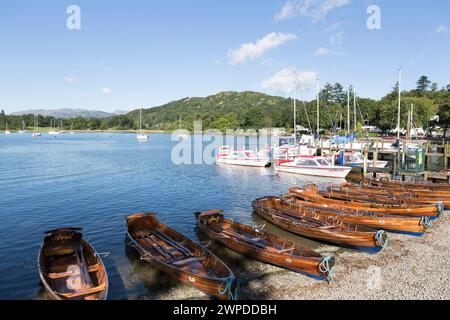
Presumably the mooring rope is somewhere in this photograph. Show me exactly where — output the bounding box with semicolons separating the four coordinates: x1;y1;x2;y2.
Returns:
219;277;239;300
319;256;334;283
375;230;389;248
436;203;444;217
420;217;432;230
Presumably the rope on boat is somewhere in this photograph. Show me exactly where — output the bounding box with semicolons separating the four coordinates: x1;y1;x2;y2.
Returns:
319;256;334;283
436;203;444;217
420;217;432;230
375;230;389;248
219;277;239;300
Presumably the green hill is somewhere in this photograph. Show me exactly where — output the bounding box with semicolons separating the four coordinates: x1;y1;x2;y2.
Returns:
127;91;298;131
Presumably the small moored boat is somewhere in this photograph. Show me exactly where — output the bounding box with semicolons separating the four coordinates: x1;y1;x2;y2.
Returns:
126;213;238;300
326;152;388;169
274;156;352;178
216;146;271;168
38;228;108;300
196;210;335;282
252;197;389;248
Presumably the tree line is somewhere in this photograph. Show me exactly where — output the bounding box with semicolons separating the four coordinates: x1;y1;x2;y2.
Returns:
1;76;449;136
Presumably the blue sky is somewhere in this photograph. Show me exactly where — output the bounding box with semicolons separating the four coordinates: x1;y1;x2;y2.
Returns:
0;0;449;113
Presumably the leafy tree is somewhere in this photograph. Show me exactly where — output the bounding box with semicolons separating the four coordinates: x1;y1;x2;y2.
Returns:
214;113;239;132
416;75;431;92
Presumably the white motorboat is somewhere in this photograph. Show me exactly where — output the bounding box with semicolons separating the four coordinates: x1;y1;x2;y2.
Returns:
136;108;148;141
216;146;271;167
326;152;388;168
273;145;317;160
274;156;352;178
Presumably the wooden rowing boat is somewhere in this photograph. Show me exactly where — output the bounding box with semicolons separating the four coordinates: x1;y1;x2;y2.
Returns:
126;213;238;300
195;210;335;282
252;197;389;248
365;178;450;193
279;195;431;233
362;181;450;197
38;228;108;300
289;185;442;217
339;183;450;207
345;182;450;197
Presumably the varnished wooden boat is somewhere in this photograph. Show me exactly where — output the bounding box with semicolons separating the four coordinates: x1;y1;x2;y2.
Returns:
289;185;442;217
365;178;450;193
339;183;450;207
126;213;238;300
345;182;450;197
279;195;431;233
361;182;450;197
38;228;108;300
196;210;335;282
252;197;389;248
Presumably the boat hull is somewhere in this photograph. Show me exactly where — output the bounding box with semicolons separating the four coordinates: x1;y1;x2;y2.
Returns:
126;213;237;300
252;198;387;248
216;158;270;167
339;184;450;207
274;165;351;178
281;196;429;233
289;186;441;217
196;211;334;280
38;229;109;301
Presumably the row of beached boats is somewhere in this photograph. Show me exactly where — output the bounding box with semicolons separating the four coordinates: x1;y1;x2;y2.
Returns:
38;178;449;300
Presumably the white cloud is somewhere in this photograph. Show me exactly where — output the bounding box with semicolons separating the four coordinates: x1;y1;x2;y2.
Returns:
274;0;350;22
228;32;298;65
274;0;298;20
435;24;448;35
324;21;342;32
330;31;344;46
261;67;317;94
65;77;77;85
101;87;112;95
314;47;331;56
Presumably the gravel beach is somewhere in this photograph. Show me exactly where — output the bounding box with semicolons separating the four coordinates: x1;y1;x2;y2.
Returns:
131;211;449;301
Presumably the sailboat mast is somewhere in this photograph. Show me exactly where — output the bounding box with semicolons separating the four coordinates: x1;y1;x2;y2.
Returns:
397;67;402;140
316;79;320;136
347;87;350;134
293;71;297;141
353;89;357;133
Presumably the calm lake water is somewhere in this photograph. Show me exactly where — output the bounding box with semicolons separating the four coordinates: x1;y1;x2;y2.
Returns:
0;133;341;300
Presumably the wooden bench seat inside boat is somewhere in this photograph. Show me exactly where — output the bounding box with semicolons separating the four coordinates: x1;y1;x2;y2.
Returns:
47;262;102;279
59;283;107;299
43;243;79;257
170;256;206;266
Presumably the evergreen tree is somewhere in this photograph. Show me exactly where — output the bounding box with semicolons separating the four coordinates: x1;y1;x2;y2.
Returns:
416;76;431;92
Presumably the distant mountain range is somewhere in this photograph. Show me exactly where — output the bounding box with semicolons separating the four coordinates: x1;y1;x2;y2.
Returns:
11;108;128;119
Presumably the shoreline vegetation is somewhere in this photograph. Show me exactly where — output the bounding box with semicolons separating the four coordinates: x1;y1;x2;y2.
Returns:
1;76;449;136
